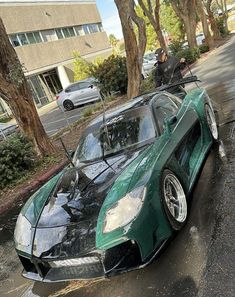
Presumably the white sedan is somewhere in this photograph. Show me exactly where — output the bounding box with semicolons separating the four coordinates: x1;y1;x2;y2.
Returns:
56;79;101;111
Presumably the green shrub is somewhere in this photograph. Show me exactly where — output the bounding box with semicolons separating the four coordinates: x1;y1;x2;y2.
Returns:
168;40;184;56
0;133;35;189
140;69;156;93
199;44;209;54
82;106;93;117
216;17;228;37
176;47;200;64
89;55;128;95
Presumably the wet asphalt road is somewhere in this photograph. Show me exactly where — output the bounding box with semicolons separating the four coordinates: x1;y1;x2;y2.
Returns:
0;36;235;297
40;105;87;137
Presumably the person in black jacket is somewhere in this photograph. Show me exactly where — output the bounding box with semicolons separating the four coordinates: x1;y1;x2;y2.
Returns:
154;48;186;96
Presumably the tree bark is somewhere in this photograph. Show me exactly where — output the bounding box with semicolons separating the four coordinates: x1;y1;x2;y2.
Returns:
0;18;56;157
138;0;167;52
216;0;229;33
205;0;221;39
114;0;147;99
170;0;198;48
196;0;214;49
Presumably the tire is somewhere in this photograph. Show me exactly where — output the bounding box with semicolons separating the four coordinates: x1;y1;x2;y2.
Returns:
161;170;187;231
205;104;218;140
63;100;74;111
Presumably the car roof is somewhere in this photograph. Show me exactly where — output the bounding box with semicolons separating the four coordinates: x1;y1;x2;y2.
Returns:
88;91;159;127
0;123;15;130
65;78;94;89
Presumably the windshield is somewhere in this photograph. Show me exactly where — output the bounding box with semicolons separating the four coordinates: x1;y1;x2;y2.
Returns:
74;107;156;162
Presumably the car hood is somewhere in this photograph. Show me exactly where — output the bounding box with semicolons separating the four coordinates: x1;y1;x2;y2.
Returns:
29;148;150;258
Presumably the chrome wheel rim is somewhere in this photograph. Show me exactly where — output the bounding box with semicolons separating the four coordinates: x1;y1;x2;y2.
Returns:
163;174;187;223
205;105;218;140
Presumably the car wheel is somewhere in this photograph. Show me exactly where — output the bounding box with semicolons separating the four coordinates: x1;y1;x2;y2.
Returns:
63;100;74;111
161;170;187;231
205;104;218;140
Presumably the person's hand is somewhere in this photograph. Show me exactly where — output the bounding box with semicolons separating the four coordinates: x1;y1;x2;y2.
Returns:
180;57;186;63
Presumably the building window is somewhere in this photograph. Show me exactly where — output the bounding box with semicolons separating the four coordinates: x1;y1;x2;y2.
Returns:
18;33;29;45
8;22;102;48
89;24;99;33
26;32;36;44
68;27;75;37
98;23;104;32
74;25;84;36
9;34;20;47
61;27;75;38
83;25;90;34
55;28;64;39
34;32;43;43
41;29;58;42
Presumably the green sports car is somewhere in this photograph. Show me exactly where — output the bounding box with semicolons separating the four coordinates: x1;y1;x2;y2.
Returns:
14;81;218;282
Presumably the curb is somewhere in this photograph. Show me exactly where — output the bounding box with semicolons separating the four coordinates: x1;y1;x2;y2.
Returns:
0;159;68;216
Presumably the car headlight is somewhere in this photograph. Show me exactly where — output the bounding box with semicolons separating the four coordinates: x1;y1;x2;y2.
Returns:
14;213;32;247
103;186;146;233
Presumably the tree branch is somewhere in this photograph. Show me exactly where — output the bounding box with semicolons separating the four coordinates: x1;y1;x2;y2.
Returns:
129;0;147;58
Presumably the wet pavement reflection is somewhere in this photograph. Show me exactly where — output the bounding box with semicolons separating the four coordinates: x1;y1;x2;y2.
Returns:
0;77;235;296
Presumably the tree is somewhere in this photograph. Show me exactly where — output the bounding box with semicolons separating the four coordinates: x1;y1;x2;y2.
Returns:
109;34;118;47
196;0;214;49
73;51;91;81
169;0;198;48
160;2;185;42
0;18;56;157
215;0;229;33
138;0;168;52
204;0;221;39
114;0;147;99
135;4;159;51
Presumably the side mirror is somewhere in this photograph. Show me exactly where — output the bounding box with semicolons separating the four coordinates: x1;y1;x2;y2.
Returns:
164;115;177;134
89;84;94;89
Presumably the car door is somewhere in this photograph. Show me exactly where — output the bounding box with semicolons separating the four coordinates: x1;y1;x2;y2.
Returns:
78;82;99;102
152;93;202;187
65;83;81;104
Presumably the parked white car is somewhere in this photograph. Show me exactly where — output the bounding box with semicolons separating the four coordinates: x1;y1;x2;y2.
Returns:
0;123;19;141
143;58;156;75
182;33;205;48
56;79;101;111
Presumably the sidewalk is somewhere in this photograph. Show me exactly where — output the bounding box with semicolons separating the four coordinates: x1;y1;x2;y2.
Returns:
9;99;58;125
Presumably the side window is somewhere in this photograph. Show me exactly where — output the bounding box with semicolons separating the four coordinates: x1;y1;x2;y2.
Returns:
65;83;80;93
153;95;179;134
79;82;91;90
167;93;183;107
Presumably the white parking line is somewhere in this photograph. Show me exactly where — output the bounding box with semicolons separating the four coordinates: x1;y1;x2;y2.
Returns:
43;114;81;126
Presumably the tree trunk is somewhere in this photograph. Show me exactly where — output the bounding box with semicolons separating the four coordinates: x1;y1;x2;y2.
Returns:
154;0;168;52
139;0;167;52
206;0;221;39
223;0;229;33
216;0;229;33
0;18;56;157
114;0;146;99
196;0;214;49
170;0;197;48
182;15;197;48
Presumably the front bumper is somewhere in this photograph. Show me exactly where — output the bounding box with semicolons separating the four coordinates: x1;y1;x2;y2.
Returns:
18;240;142;282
